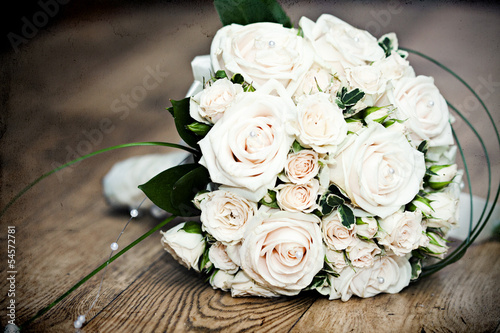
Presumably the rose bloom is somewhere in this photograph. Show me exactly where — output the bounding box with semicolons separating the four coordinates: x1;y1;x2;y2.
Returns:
346;239;381;268
299;14;385;77
390;75;453;147
211;22;314;95
377;209;428;256
321;210;357;251
230;271;280;298
293;63;339;100
194;190;257;244
330;122;426;219
190;78;243;124
240;209;324;295
355;216;378;239
160;222;205;272
276;179;320;213
284;149;320;184
414;191;459;233
374;51;414;83
292;93;348;153
325;248;348;271
346;65;386;95
210;270;234;292
328;254;411;301
208;241;239;274
199;81;296;201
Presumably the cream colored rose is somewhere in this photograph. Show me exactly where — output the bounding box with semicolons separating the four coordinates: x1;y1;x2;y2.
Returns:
422;232;449;259
377;209;427;256
230;271;280;297
390;75;453;147
210;270;234;291
292;93;347;153
374;51;414;83
211;22;314;95
427;164;458;189
194;190;257;244
328;254;411;301
322;210;357;251
276;179;320;213
299;14;385;77
355;216;378;239
330;122;426;218
160;222;205;272
208;241;239;274
325;248;348;271
240;210;324;295
284;149;320;184
190;78;243;124
346;65;386;95
293;64;339;100
420;191;459;233
346;239;381;268
199;81;296;202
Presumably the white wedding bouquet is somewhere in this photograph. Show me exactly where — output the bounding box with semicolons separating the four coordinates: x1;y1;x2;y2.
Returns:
148;10;461;301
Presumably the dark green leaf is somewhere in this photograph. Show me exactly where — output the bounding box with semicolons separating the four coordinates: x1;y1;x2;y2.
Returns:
292;140;304;153
215;70;228;79
259;189;279;209
378;36;394;58
231;73;245;84
170;98;202;149
338;204;355;228
326;194;344;207
342;88;365;106
171;165;211;216
214;0;292;28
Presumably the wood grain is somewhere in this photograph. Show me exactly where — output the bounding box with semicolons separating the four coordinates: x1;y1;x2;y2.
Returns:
1;1;499;332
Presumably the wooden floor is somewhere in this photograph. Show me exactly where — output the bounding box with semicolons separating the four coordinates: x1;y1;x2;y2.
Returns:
1;1;499;332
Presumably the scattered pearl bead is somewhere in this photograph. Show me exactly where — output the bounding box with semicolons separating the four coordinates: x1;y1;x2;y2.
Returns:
389;168;395;174
249;131;257;137
130;209;139;218
427;100;435;107
377;277;385;284
78;315;86;323
74;320;83;329
268;40;276;48
354;36;360;42
460;181;465;189
110;242;119;251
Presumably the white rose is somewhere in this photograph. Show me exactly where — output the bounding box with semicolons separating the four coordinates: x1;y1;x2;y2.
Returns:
328;254;411;301
374;51;414;83
346;239;381;268
199;81;296;201
211;22;314;95
160;222;205;272
426;145;457;165
240;210;324;295
390;75;453;147
292;93;347;153
284;149;320;184
293;64;339;100
325;248;348;271
194;190;257;244
346;118;364;134
427;164;458;190
300;14;385;77
208;241;239;274
346;65;386;95
377;209;427;256
276;179;320;213
210;270;235;291
230;271;280;297
190;78;243;124
355;216;378;239
422;191;459;233
422;232;449;259
322;210;357;251
330;122;426;218
225;242;242;267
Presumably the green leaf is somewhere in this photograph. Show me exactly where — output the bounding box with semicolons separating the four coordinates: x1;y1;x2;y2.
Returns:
171;165;211;216
138;164;207;217
259;189;280;209
170;98;202;149
292;140;304;153
231;73;245;84
338;204;355;228
326;194;344;207
214;0;292;28
215;70;228;79
342;88;365;107
187;122;212;136
181;221;203;234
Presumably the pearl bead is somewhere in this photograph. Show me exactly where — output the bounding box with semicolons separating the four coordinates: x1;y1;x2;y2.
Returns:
427;100;435;107
354;37;360;42
460;181;465;189
110;242;119;251
130;209;139;218
74;320;83;329
389;168;395;174
78;315;86;323
295;250;303;259
268;40;275;48
249;131;256;137
377;277;385;284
